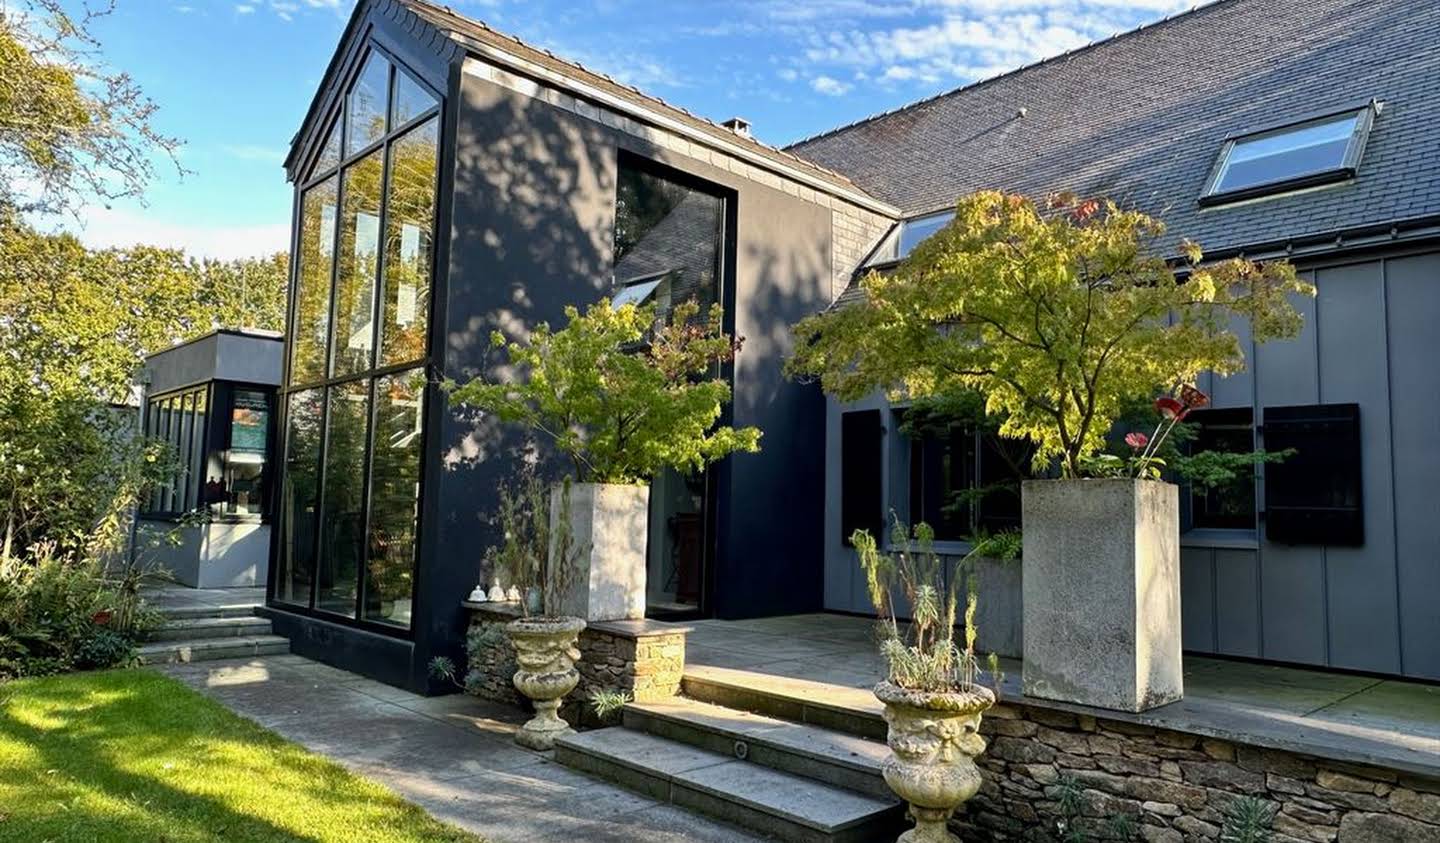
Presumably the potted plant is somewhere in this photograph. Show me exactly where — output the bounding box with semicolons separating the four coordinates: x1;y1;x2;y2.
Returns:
483;467;588;750
788;191;1313;712
853;518;1010;843
451;299;760;622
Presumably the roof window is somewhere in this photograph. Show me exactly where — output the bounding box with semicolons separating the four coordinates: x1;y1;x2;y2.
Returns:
1201;102;1378;205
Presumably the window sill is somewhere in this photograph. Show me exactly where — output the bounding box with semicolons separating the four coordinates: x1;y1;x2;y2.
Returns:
1197;168;1353;207
1180;528;1259;550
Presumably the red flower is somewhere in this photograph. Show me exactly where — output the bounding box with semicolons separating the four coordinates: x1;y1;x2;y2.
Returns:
1180;384;1210;411
1125;432;1149;451
1155;396;1186;420
91;610;113;626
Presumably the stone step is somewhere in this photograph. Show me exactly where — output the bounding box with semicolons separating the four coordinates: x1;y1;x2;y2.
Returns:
155;603;263;621
151;616;273;642
623;697;893;799
555;728;903;843
138;635;290;665
681;665;887;741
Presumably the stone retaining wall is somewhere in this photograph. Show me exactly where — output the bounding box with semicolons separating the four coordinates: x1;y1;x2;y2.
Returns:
959;701;1440;843
462;602;688;725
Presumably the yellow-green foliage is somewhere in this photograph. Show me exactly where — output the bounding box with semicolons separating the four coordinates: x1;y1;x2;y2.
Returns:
450;299;761;485
788;192;1314;477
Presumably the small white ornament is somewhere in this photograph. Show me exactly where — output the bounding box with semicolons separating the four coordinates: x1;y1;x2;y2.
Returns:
506;585;522;602
467;585;488;602
487;582;506;602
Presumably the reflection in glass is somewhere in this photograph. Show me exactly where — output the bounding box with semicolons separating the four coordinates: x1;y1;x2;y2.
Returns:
189;390;208;512
380;117;438;366
391;71;438;128
318;379;370;617
364;368;424;628
276;389;323;607
612;162;723;321
345;52;390;156
333;150;383;377
646;467;705;612
221;389;270;517
291;177;338;385
314;118;342;177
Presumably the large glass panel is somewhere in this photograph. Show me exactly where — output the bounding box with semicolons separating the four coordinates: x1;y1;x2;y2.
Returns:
165;396;183;511
276;389;323;607
612;161;723;321
189;390;208;512
646;467;705;614
380;117;438;366
1187;408;1257;530
317;379;370;617
291;177;338;385
314;119;342;178
1214;113;1357;195
391;71;438;128
364;368;424;628
909;424;975;542
345;52;390;156
177;391;196;511
223;389;270;517
897;211;952;257
332;150;383;377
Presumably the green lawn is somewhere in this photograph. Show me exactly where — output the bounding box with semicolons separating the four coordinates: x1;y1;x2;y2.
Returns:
0;669;482;843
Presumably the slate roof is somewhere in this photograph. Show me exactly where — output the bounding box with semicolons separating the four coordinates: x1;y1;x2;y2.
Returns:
789;0;1440;260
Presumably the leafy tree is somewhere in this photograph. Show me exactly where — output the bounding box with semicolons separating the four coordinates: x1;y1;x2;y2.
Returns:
0;0;182;216
450;300;762;485
787;191;1314;478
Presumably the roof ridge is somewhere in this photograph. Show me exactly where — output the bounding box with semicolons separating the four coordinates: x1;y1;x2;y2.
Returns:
398;0;876;193
785;0;1233;151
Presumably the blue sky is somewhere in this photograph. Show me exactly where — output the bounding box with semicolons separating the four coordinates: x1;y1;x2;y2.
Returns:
62;0;1192;258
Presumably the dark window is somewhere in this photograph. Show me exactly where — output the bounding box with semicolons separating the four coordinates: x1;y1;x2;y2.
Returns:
841;410;885;545
211;387;271;518
1262;403;1363;545
612;156;724;321
142;384;273;521
142;386;206;516
1187;408;1257;530
276;389;323;607
906;414;1033;542
1201;105;1375;204
317;379;370;618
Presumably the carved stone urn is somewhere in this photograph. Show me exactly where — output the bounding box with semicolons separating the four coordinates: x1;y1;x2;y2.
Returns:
874;681;996;843
504;616;586;750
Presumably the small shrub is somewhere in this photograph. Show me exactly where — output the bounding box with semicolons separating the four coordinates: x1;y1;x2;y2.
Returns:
589;688;631;724
1221;796;1276;843
73;628;136;670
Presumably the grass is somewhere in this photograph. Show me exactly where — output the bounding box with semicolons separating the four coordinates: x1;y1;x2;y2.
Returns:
0;669;482;843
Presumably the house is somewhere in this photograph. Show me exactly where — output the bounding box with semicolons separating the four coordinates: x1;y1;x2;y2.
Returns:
266;0;1440;692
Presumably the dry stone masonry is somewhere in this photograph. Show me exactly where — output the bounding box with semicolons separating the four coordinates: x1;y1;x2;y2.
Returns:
463;602;688;725
959;701;1440;843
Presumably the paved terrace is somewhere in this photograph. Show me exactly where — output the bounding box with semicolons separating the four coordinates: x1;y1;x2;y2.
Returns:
685;613;1440;780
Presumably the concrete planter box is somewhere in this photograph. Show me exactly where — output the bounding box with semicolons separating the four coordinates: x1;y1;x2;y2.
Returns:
550;482;649;622
1021;478;1182;712
956;556;1022;660
135;519;269;588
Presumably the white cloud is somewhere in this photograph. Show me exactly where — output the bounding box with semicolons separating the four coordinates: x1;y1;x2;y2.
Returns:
811;74;853;96
63;207;290;261
235;4;256;13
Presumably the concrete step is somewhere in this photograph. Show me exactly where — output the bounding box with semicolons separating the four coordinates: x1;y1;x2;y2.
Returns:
556;728;903;843
138;635;290;665
151;616;273;642
155;603;262;621
682;665;887;741
623;697;892;799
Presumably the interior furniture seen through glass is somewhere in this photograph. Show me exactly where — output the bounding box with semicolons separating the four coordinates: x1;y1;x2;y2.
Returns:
141;384;274;521
275;45;439;628
612;157;725;615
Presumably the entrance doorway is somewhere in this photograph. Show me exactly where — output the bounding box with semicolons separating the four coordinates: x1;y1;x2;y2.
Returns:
646;466;710;618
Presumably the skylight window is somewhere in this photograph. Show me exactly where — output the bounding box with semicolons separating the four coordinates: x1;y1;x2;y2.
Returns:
864;210;954;267
1201;103;1377;204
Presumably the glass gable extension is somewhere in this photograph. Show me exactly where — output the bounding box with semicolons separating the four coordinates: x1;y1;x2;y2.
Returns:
276;47;440;631
1202;104;1376;203
142;383;275;520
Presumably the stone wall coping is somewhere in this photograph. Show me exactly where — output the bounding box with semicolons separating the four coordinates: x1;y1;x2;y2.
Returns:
460;601;692;640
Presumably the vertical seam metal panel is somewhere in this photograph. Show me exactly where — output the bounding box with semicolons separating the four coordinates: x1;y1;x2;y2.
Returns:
1314;267;1331;666
1382;257;1406;672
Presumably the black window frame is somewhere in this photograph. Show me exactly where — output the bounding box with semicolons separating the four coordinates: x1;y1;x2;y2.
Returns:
840;410;885;547
1199;100;1378;206
1183;407;1259;532
900;410;1033;543
1261;403;1364;546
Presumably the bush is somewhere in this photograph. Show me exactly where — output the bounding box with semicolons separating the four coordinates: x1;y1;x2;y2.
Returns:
0;544;157;679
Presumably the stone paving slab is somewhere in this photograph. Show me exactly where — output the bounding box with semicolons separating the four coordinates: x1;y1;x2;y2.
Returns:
156;656;766;842
687;613;1440;779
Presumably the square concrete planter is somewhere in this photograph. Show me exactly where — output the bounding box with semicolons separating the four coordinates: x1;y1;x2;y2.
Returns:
550;482;649;622
1021;478;1182;712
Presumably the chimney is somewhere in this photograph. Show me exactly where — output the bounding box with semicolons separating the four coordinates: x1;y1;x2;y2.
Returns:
722;117;752;139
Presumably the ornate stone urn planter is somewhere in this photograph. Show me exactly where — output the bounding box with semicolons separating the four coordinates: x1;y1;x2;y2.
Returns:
504;616;586;750
875;682;995;843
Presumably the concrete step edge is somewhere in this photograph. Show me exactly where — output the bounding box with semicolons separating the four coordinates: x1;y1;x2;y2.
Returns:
154;605;262;620
555;728;900;842
137;635;290;664
623;699;892;799
681;666;887;741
